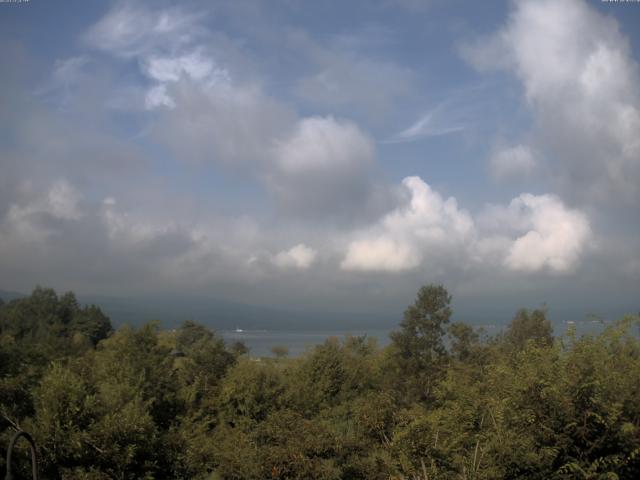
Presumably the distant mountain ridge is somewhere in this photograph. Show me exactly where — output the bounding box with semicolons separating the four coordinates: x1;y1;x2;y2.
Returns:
0;289;26;302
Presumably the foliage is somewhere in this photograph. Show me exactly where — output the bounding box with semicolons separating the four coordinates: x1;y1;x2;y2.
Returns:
388;284;452;402
1;285;640;479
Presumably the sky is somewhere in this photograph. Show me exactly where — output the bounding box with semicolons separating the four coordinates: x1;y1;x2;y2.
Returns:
1;0;639;327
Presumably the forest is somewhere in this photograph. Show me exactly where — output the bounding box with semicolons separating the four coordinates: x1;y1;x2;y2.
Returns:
1;285;639;479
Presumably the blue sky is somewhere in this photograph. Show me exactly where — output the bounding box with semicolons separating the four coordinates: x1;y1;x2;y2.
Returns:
1;0;639;325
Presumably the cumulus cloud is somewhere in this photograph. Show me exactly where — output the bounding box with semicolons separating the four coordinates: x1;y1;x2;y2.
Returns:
272;244;318;270
341;237;420;273
490;144;537;180
269;116;377;215
341;176;474;272
342;176;592;274
481;194;592;273
274;116;373;174
462;0;640;203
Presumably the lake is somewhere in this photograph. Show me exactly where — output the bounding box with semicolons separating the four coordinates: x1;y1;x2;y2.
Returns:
220;329;392;357
220;320;607;357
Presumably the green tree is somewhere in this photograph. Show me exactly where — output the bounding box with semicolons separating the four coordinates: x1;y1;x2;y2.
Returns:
388;284;452;402
448;322;479;361
71;305;112;346
504;308;553;352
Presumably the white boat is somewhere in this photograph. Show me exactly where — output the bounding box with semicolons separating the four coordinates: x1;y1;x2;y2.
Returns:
235;327;244;333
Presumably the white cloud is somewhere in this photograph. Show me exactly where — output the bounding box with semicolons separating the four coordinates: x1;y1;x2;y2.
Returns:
85;4;229;114
463;0;640;203
268;115;378;215
490;144;537;180
505;196;592;273
342;176;592;274
481;193;592;273
342;176;474;272
143;50;217;83
84;4;202;58
142;50;231;110
272;244;317;269
274;116;373;175
341;237;420;272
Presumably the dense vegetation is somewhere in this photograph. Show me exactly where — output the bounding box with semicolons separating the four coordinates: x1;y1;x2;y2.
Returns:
1;285;639;479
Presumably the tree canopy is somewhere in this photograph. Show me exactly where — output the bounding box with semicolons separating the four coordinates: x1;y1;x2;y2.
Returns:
1;285;639;479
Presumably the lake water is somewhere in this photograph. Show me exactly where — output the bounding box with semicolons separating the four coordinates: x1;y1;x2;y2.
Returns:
220;320;608;357
220;329;392;357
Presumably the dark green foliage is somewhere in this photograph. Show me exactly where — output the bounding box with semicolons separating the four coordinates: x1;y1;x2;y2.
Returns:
388;284;452;402
504;307;554;351
0;286;112;350
71;305;112;346
448;322;480;361
2;285;640;479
